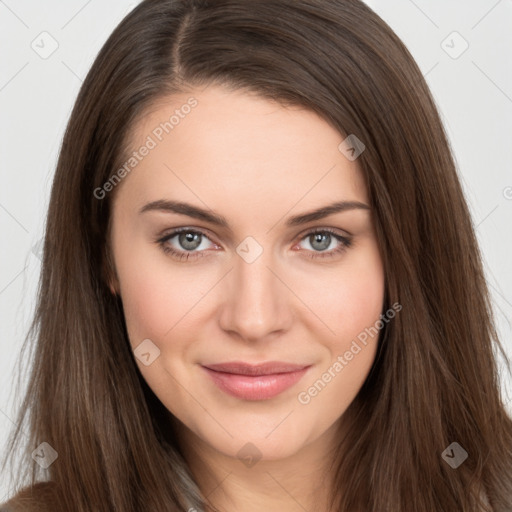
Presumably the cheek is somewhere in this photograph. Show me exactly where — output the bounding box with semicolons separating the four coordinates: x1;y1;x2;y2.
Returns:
296;242;385;348
113;243;208;345
295;251;385;425
336;268;385;344
116;235;385;357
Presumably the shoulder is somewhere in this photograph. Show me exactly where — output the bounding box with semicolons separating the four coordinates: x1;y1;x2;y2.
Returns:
0;482;60;512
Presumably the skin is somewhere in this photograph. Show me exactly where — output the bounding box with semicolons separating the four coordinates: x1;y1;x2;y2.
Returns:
108;85;385;512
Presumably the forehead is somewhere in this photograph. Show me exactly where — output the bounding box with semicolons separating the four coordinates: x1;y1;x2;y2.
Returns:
114;85;368;214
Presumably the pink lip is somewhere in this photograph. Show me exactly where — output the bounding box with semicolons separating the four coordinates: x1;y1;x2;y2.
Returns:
201;361;311;401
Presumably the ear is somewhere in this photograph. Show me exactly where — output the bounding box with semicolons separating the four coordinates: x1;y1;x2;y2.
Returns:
108;275;119;296
102;242;120;296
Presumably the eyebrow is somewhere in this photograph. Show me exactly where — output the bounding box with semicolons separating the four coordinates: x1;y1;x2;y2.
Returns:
139;199;370;228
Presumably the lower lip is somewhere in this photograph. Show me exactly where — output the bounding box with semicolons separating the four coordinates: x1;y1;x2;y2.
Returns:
201;366;310;401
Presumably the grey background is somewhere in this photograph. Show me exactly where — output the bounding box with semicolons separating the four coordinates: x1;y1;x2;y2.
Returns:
1;0;511;499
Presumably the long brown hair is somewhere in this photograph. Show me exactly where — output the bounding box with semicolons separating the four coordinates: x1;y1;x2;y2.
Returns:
2;1;511;510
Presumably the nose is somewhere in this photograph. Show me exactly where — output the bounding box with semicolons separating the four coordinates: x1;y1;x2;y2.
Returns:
218;247;293;343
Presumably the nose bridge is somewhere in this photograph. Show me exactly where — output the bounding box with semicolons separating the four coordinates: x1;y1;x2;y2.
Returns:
219;239;290;340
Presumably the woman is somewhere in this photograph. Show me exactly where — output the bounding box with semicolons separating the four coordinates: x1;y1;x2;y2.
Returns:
1;0;511;510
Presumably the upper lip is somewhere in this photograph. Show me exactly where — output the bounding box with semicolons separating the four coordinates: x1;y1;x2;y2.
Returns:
202;361;310;376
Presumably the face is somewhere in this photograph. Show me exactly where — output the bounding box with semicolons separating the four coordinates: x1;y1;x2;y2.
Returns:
108;84;385;463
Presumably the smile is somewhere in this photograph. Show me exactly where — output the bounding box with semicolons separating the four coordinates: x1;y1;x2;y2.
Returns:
201;362;311;400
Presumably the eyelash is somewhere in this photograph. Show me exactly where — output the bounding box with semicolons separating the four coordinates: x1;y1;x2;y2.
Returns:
155;227;352;262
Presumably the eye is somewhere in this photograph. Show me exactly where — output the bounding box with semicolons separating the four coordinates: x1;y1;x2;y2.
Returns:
294;228;352;259
156;227;352;262
156;228;218;261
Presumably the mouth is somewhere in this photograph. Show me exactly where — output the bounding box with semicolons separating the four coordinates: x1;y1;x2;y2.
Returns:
201;361;311;401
